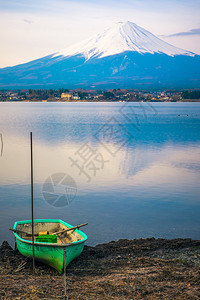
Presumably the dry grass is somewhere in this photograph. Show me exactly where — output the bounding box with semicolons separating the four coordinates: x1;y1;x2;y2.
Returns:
0;238;200;299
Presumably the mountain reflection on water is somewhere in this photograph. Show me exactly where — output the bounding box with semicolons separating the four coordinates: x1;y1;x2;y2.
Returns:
0;102;200;246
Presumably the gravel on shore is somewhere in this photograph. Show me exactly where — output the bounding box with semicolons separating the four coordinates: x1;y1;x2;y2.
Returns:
0;238;200;299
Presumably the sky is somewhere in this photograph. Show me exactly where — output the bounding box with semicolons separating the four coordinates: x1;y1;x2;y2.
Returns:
0;0;200;68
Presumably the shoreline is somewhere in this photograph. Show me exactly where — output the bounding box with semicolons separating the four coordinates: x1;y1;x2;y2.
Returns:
1;238;200;299
1;99;200;103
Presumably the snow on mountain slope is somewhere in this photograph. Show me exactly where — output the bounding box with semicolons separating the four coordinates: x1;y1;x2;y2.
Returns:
54;21;194;60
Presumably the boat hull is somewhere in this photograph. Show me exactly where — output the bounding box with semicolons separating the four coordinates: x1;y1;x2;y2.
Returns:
13;219;87;273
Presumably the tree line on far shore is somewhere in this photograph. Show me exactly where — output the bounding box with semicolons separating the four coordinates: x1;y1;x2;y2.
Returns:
181;90;200;99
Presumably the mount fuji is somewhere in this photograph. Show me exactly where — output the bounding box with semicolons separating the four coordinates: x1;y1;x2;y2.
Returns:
0;21;200;89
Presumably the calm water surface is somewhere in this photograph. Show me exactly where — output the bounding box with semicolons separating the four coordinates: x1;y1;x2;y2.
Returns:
0;102;200;246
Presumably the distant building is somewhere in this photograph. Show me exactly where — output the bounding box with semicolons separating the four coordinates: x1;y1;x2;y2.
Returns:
73;93;80;100
61;93;72;100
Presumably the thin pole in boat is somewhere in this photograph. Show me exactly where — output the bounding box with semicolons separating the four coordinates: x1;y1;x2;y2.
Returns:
63;248;67;299
0;133;3;157
30;132;35;273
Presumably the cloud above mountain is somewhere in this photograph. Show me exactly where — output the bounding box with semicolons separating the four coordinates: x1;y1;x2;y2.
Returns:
163;28;200;37
23;19;33;25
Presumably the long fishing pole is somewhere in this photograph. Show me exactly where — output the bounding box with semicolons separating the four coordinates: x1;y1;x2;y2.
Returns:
0;133;3;157
30;132;35;273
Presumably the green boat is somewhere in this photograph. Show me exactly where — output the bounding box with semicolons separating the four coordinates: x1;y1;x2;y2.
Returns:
12;219;87;273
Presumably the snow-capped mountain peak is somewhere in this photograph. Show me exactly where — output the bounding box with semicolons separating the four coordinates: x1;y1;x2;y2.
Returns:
54;21;194;60
1;20;199;89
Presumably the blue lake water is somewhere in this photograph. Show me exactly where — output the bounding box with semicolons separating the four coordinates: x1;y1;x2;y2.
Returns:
0;102;200;246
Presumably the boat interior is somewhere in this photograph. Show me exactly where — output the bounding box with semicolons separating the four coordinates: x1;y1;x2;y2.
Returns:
16;222;84;244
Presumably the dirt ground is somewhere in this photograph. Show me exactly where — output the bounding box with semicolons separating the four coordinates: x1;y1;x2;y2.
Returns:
0;238;200;299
